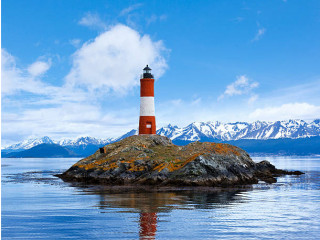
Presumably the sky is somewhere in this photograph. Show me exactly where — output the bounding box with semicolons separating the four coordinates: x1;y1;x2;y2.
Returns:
2;0;320;145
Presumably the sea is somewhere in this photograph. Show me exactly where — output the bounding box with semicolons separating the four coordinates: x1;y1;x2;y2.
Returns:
2;156;320;240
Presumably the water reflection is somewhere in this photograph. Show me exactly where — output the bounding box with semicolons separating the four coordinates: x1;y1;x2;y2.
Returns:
72;185;251;239
139;212;157;240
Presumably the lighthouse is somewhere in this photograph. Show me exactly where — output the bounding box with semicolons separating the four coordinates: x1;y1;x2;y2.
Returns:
139;65;156;135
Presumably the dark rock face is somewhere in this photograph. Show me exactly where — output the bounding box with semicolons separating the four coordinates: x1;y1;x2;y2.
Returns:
58;135;303;187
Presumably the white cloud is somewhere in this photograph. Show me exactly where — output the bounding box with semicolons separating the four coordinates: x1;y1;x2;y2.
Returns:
78;12;106;30
170;99;183;106
263;79;320;104
232;17;244;22
120;3;143;16
1;49;89;105
191;97;202;106
1;49;131;145
2;103;138;144
1;49;54;96
66;24;168;93
27;60;51;77
146;14;167;25
248;94;258;104
249;103;320;121
219;75;259;100
252;28;266;42
70;39;81;48
147;14;157;25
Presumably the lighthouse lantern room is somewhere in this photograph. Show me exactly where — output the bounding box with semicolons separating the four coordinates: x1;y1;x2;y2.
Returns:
139;65;156;135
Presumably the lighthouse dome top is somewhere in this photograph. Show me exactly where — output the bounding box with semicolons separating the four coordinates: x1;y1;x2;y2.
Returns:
142;65;154;79
143;65;152;71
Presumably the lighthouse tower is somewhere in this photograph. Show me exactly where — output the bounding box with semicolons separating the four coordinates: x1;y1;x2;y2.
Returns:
139;65;156;135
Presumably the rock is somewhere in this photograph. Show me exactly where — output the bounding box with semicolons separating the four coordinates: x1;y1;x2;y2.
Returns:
57;135;303;187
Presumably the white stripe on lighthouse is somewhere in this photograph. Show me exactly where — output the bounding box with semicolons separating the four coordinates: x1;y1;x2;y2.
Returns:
140;97;155;116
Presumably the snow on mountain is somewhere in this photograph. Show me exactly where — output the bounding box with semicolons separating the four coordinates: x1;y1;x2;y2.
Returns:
157;119;320;141
2;136;113;152
3;136;54;151
114;129;138;142
157;124;181;139
3;119;320;152
57;136;113;146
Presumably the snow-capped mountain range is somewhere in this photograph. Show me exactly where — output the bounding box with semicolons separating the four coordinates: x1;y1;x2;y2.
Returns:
57;136;113;147
156;119;320;142
3;136;55;151
2;119;320;152
3;136;114;152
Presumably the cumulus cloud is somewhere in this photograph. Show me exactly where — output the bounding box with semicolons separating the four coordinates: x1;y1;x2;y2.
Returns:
78;12;106;30
27;60;51;77
66;24;168;93
249;103;320;121
252;28;266;42
219;75;259;100
1;49;54;95
1;49;139;144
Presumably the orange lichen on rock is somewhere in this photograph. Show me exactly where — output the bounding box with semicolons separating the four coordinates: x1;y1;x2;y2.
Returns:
69;135;245;174
102;161;119;171
181;153;202;167
167;159;185;172
75;158;110;170
211;143;241;156
152;153;203;172
153;162;166;172
128;163;147;172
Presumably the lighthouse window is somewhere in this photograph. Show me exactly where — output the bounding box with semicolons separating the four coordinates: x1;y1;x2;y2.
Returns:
146;124;152;128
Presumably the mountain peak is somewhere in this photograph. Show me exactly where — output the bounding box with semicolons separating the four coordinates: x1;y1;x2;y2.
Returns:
312;119;320;124
41;136;53;141
166;124;178;129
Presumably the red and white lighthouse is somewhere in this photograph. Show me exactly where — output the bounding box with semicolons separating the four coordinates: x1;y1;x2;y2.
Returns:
139;65;156;135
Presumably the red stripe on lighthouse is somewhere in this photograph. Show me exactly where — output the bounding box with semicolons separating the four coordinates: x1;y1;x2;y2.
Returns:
140;78;154;97
139;116;156;135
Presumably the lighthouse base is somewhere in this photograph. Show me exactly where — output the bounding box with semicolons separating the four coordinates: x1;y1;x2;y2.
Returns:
139;116;156;135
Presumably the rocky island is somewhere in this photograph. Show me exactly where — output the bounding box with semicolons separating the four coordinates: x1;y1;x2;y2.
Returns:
58;135;303;186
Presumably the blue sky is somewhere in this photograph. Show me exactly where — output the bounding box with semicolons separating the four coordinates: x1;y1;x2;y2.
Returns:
2;0;320;145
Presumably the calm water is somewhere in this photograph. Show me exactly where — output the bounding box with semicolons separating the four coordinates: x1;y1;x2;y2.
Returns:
2;156;320;239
